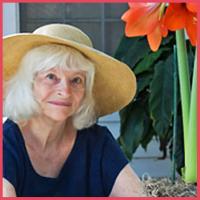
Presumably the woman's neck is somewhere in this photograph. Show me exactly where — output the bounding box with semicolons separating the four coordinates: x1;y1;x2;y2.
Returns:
19;116;76;151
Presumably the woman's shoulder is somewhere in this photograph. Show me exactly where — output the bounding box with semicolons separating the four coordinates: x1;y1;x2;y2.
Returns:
81;123;113;140
3;119;22;146
3;119;25;196
3;118;19;132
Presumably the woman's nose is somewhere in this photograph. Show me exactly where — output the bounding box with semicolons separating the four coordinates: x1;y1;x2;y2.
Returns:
57;79;72;97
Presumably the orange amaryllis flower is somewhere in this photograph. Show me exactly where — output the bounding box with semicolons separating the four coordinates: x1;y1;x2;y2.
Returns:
163;3;197;46
121;3;168;51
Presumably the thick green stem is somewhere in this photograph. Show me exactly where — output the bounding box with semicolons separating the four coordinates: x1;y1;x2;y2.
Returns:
185;48;197;183
175;30;190;179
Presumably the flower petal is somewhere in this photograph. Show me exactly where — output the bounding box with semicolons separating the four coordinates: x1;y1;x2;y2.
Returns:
128;2;159;9
122;7;149;23
186;3;197;13
147;26;162;51
186;13;197;46
123;5;160;36
164;3;186;30
160;17;168;37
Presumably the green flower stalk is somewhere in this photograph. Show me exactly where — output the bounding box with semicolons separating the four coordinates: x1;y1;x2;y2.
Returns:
185;49;197;182
176;30;197;183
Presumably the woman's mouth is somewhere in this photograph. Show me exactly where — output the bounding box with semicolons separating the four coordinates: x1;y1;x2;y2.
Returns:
47;101;72;107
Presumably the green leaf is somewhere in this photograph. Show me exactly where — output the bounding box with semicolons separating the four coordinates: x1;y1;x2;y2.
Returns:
134;47;170;75
114;35;150;69
160;32;175;46
114;35;140;59
149;54;173;136
140;113;155;151
119;101;145;159
169;112;184;175
159;127;172;159
136;72;153;95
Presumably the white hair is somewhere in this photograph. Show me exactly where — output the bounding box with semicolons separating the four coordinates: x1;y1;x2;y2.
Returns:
4;44;97;130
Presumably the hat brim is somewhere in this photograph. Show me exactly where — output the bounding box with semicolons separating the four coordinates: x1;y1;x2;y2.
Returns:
3;33;136;117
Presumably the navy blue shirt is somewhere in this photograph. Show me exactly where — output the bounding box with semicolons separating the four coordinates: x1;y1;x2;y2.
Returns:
3;119;128;197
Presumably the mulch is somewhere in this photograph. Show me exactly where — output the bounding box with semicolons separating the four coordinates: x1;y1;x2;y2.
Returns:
142;176;197;197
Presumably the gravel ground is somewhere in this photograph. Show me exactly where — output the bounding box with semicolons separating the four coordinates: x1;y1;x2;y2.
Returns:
142;176;197;197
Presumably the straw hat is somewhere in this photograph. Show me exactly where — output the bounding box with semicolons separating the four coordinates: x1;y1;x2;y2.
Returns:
3;24;136;117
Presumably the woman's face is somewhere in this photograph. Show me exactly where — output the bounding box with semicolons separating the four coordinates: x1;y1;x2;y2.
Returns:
33;67;86;122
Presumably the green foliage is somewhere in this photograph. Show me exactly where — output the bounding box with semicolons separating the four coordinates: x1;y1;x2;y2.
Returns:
114;33;195;173
169;111;185;175
149;54;173;137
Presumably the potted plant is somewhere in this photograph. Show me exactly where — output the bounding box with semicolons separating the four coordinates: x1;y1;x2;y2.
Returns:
115;2;197;196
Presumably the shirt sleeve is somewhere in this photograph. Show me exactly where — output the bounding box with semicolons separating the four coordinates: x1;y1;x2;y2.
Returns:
101;127;128;196
3;123;22;194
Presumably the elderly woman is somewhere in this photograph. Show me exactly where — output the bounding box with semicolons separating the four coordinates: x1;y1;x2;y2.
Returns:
3;24;145;197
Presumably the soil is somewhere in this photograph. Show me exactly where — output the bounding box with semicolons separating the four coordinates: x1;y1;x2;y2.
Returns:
143;177;197;197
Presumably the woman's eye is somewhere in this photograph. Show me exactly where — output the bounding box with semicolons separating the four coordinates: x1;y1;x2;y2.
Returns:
71;77;85;88
72;77;81;84
46;73;57;81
